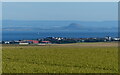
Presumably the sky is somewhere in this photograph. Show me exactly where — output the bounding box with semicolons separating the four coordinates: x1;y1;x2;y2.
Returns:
2;2;118;21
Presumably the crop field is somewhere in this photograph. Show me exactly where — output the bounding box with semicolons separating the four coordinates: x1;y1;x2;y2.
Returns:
2;42;118;73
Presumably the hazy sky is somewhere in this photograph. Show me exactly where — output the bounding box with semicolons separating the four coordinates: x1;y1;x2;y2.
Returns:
2;2;118;21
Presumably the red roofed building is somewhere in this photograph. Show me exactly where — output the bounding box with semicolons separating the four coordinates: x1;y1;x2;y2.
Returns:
28;40;39;44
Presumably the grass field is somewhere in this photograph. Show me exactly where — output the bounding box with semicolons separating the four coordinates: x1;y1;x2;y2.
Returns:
2;42;118;73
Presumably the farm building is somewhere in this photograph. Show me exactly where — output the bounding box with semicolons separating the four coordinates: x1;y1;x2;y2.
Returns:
4;41;10;44
19;41;29;45
19;42;29;45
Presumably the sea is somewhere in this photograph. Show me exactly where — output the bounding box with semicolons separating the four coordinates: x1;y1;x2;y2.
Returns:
2;31;118;41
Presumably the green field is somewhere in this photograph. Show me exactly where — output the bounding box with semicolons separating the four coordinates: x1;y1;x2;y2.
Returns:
2;43;118;73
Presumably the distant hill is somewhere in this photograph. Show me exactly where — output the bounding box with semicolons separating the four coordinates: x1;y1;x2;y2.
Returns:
63;23;83;30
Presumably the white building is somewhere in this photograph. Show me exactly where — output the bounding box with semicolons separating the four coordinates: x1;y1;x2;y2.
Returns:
19;43;29;45
5;41;10;44
113;38;120;41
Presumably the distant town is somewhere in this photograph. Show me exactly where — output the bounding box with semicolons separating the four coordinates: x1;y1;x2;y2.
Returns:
1;36;120;45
